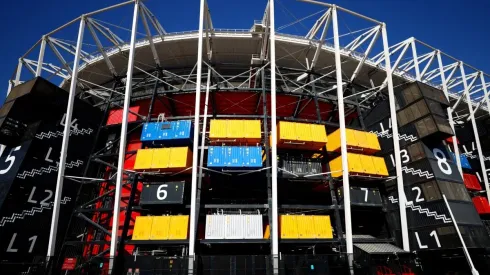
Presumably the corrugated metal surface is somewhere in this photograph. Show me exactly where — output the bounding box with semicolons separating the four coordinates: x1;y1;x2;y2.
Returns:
152;148;170;168
134;149;154;170
327;128;381;154
209;119;261;143
207;146;262;168
473;197;490;214
243;120;261;142
277;121;327;150
313;216;333;239
150;216;170;240
207;146;224;167
205;215;226;239
354;243;407;254
140;120;193;143
280;215;299;239
297;216;316;239
371;156;389;176
243;215;263;239
280;158;323;178
225;215;244;239
132;216;153;240
359;154;375;174
463;173;482;191
168;215;189;240
209;120;227;139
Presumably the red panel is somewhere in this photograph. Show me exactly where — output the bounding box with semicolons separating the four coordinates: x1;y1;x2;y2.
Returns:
214;92;259;115
446;136;460;144
463;173;482;191
106;106;140;125
472;196;490;214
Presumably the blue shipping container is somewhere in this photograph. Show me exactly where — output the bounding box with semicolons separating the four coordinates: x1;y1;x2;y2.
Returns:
450;152;472;169
140;120;192;143
207;146;262;168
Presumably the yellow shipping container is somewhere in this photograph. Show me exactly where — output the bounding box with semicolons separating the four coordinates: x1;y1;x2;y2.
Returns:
132;216;154;240
310;124;328;143
280;215;299;239
152;148;170;169
278;121;296;142
150;216;171;240
358;154;376;175
243;120;262;143
228;120;244;140
264;224;270;239
134;149;154;170
168;215;189;240
371;156;389;176
364;132;381;153
209;120;227;139
277;121;327;150
313;216;333;239
209;119;261;143
295;123;312;143
168;147;192;169
296;216;316;239
327;128;380;154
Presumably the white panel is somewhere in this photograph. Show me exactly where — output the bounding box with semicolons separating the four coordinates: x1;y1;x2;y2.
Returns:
225;215;244;239
205;215;225;239
243;215;263;239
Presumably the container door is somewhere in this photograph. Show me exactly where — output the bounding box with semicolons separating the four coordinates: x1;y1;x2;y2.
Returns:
297;216;312;239
358;154;376;175
364;131;381;154
345;129;358;149
150;216;171;240
280;215;298;239
134;149;154;170
205;215;226;239
313;216;333;239
309;124;328;150
243;215;263;239
158;122;173;140
225;215;244;239
249;146;262;167
295;122;312;144
152;148;170;169
132;216;153;240
168;147;189;168
244;120;261;143
228;120;244;141
278;121;296;143
229;146;241;167
168;216;189;240
371;156;389;176
209;120;227;139
141;122;155;141
346;153;363;174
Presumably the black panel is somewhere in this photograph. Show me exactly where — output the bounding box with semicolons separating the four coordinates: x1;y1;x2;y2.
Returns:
279;157;324;179
338;187;382;207
140;182;185;205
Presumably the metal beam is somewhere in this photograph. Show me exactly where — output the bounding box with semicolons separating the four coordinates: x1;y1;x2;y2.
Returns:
108;1;139;272
35;37;47;77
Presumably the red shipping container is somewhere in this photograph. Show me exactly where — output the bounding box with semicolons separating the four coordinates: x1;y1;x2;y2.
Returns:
106;106;140;125
446;136;460;144
472;196;490;214
463;173;482;191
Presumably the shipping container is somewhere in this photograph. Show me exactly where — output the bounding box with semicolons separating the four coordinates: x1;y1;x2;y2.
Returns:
207;146;262;168
463;173;482;191
140;120;192;144
338;187;383;207
134;148;154;170
313;216;334;239
449;152;471;169
327;128;381;154
134;147;192;171
132;216;154;240
296;215;316;239
205;215;226;239
150;216;171;240
279;157;323;179
329;153;388;178
209;119;261;144
409;224;490;250
168;215;189;240
225;215;244;239
140;181;185;205
473;196;490;214
243;215;263;239
276;121;327;150
280;215;299;239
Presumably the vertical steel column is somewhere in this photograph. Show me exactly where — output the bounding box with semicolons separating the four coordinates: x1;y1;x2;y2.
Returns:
36;37;47;77
479;72;490;203
410;39;420;80
188;0;206;272
46;17;85;260
461;65;490;202
14;59;22;86
269;0;279;273
381;23;410;251
331;6;354;273
108;1;139;272
437;51;463;176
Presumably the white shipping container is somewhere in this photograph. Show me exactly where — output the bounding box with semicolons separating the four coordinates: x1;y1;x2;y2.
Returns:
205;215;226;239
243;215;263;239
225;215;244;239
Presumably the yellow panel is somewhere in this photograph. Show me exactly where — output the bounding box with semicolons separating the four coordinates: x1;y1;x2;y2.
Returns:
134;149;154;170
168;147;190;168
347;153;363;174
353;130;368;151
152;148;169;169
309;124;328;143
364;132;381;153
297;216;316;239
371;156;389;176
326;129;340;152
168;215;189;240
264;225;270;239
313;216;333;239
295;123;312;142
150;216;171;240
278;121;296;141
358;154;376;175
132;216;153;240
345;129;358;148
209;120;227;139
329;156;343;178
243;120;262;142
280;215;298;239
227;120;243;139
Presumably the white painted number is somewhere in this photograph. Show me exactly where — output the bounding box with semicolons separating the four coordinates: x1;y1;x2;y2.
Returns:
433;148;451;175
6;233;37;253
27;187;53;206
415;230;441;249
28;236;37;253
412;186;424;202
0;146;21;175
390;149;409;166
157;184;168;200
361;188;369;202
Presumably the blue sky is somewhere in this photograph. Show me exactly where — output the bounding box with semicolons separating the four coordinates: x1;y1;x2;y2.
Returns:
0;0;489;104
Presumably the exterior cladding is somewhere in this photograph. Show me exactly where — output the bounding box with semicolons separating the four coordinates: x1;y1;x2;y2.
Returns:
278;157;324;179
140;120;193;144
0;77;102;272
279;215;333;239
366;81;490;252
204;215;263;240
207;146;262;168
132;215;189;240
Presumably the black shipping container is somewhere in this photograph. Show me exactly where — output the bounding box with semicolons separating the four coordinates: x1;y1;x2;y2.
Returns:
279;157;324;179
140;181;186;205
337;187;383;207
409;224;490;251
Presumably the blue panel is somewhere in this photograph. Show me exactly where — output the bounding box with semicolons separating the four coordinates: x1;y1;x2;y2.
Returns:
172;120;192;139
207;146;262;168
243;146;262;167
450;152;472;169
140;120;192;143
207;146;224;167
